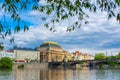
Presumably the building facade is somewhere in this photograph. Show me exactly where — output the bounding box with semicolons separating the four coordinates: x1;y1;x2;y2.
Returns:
38;41;72;62
0;50;14;59
14;50;39;62
72;51;84;61
72;51;94;61
13;41;72;62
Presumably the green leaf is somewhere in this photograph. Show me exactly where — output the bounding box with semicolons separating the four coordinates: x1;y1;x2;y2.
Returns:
49;27;52;31
57;12;60;18
16;0;19;3
41;17;46;21
0;44;4;50
0;23;3;33
39;7;44;12
117;13;120;23
44;23;49;28
24;25;29;32
5;0;10;4
61;14;68;20
5;29;11;36
14;25;20;33
20;2;27;10
32;5;39;10
73;26;75;30
10;38;14;43
93;6;96;12
46;8;52;15
2;4;6;9
111;11;115;17
116;0;120;6
108;14;112;19
85;21;89;24
55;19;59;23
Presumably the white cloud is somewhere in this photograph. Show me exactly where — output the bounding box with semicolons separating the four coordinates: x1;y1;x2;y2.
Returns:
29;11;41;16
3;9;120;56
0;12;2;17
39;0;48;5
8;25;68;47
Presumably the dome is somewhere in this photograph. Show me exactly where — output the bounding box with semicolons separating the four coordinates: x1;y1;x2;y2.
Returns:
39;41;63;51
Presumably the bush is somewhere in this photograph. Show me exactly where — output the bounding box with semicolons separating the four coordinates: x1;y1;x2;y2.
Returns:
0;57;13;69
108;62;118;67
18;64;24;69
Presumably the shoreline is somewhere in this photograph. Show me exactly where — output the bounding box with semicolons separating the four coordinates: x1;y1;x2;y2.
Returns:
12;62;120;70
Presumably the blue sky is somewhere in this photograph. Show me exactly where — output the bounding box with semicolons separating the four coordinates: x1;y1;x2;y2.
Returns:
1;1;120;55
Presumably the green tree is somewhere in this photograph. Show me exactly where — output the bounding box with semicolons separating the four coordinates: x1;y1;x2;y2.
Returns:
0;0;120;38
107;55;117;59
116;52;120;58
0;44;4;50
0;57;13;69
107;52;120;59
95;53;106;60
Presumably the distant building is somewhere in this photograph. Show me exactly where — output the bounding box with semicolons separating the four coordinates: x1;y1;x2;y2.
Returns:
87;54;94;60
0;50;14;59
14;50;39;62
84;53;94;60
72;51;84;61
72;51;94;61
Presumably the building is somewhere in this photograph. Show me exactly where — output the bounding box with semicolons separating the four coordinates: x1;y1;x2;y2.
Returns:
84;53;94;60
72;51;94;61
14;50;39;62
14;41;72;62
38;41;72;62
87;54;94;60
0;50;14;59
63;50;72;62
72;51;84;61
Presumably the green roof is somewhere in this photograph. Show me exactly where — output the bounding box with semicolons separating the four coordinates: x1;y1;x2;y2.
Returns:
39;42;62;50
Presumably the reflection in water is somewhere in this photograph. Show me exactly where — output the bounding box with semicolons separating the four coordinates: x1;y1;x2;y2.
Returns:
96;69;120;80
0;69;120;80
14;69;73;80
0;70;13;80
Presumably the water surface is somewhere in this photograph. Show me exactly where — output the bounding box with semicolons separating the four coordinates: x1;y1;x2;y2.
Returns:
0;69;120;80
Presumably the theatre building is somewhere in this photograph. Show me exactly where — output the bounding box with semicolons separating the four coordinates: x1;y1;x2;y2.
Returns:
38;41;71;62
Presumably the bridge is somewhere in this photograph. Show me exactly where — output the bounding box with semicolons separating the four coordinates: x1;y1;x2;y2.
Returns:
73;58;120;64
48;58;120;68
75;58;120;68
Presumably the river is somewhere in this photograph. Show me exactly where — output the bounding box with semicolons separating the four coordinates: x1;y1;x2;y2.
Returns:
0;68;120;80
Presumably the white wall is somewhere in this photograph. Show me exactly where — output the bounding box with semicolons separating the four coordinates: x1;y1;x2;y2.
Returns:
14;50;39;61
0;51;14;59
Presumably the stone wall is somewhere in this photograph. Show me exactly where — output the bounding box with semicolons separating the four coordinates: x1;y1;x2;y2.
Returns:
13;63;48;69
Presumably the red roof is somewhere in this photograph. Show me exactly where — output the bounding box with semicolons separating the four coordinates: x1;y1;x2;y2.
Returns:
5;50;13;53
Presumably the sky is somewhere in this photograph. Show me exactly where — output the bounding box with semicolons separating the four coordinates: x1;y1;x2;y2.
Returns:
1;1;120;56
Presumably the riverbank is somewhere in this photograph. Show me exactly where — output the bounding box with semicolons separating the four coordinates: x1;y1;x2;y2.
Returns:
12;62;120;70
13;62;48;69
95;64;120;69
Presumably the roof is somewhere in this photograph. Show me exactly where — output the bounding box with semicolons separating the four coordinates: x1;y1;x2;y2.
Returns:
44;41;58;44
39;41;62;51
